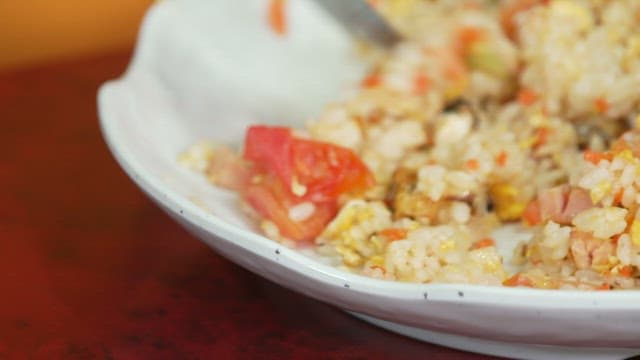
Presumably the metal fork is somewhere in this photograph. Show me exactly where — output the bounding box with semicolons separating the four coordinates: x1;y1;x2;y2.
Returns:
312;0;402;48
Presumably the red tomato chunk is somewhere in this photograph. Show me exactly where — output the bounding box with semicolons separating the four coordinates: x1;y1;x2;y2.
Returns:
242;125;375;241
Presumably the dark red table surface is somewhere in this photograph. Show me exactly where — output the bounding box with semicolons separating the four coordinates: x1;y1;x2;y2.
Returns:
0;52;499;359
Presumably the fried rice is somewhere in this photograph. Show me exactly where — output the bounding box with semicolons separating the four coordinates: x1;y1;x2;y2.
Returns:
183;0;640;290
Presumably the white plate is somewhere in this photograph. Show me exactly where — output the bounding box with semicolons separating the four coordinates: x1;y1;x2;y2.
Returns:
97;1;640;359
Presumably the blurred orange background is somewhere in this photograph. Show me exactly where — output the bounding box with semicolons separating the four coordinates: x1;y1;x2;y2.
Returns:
0;0;154;71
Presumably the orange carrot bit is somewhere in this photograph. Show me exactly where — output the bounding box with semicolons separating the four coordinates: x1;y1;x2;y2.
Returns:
379;228;408;241
367;0;381;8
361;71;382;89
583;150;612;165
522;200;541;226
503;273;534;287
413;71;431;95
268;0;287;36
541;105;550;117
370;265;386;274
596;283;612;291
594;97;609;114
470;238;495;250
517;88;538;106
619;265;634;278
457;26;487;54
465;158;480;171
495;151;508;167
614;188;625;205
533;127;551;147
462;0;481;10
611;234;622;245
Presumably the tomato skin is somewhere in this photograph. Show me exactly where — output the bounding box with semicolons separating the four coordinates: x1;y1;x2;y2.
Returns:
243;125;374;202
290;138;375;202
241;125;375;241
243;125;293;183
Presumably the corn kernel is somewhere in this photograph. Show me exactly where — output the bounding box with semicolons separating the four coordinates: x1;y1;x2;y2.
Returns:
519;137;536;149
616;149;634;163
440;239;456;251
337;246;362;267
551;1;593;31
489;184;525;221
590;181;612;204
369;255;385;266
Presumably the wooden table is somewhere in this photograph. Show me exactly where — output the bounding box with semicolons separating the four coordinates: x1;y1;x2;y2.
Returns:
0;52;496;359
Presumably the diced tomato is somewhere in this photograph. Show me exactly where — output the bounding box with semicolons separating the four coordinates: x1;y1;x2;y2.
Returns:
244;174;337;241
290;138;375;202
242;125;375;241
522;199;541;226
243;125;293;182
244;126;375;202
268;0;287;36
379;228;408;241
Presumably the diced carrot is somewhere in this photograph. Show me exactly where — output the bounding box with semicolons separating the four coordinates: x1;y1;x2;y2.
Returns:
379;228;408;241
495;151;508;167
428;47;468;82
465;158;480;171
619;265;634;278
503;273;534;287
471;238;495;250
533;127;551;147
614;188;624;205
583;150;612;165
594;97;609;114
367;0;381;8
541;105;550;117
413;71;431;95
268;0;287;36
463;0;481;9
370;265;386;274
457;26;487;55
500;0;544;41
596;284;612;291
362;72;382;88
517;88;538;106
522;200;541;226
611;234;622;245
